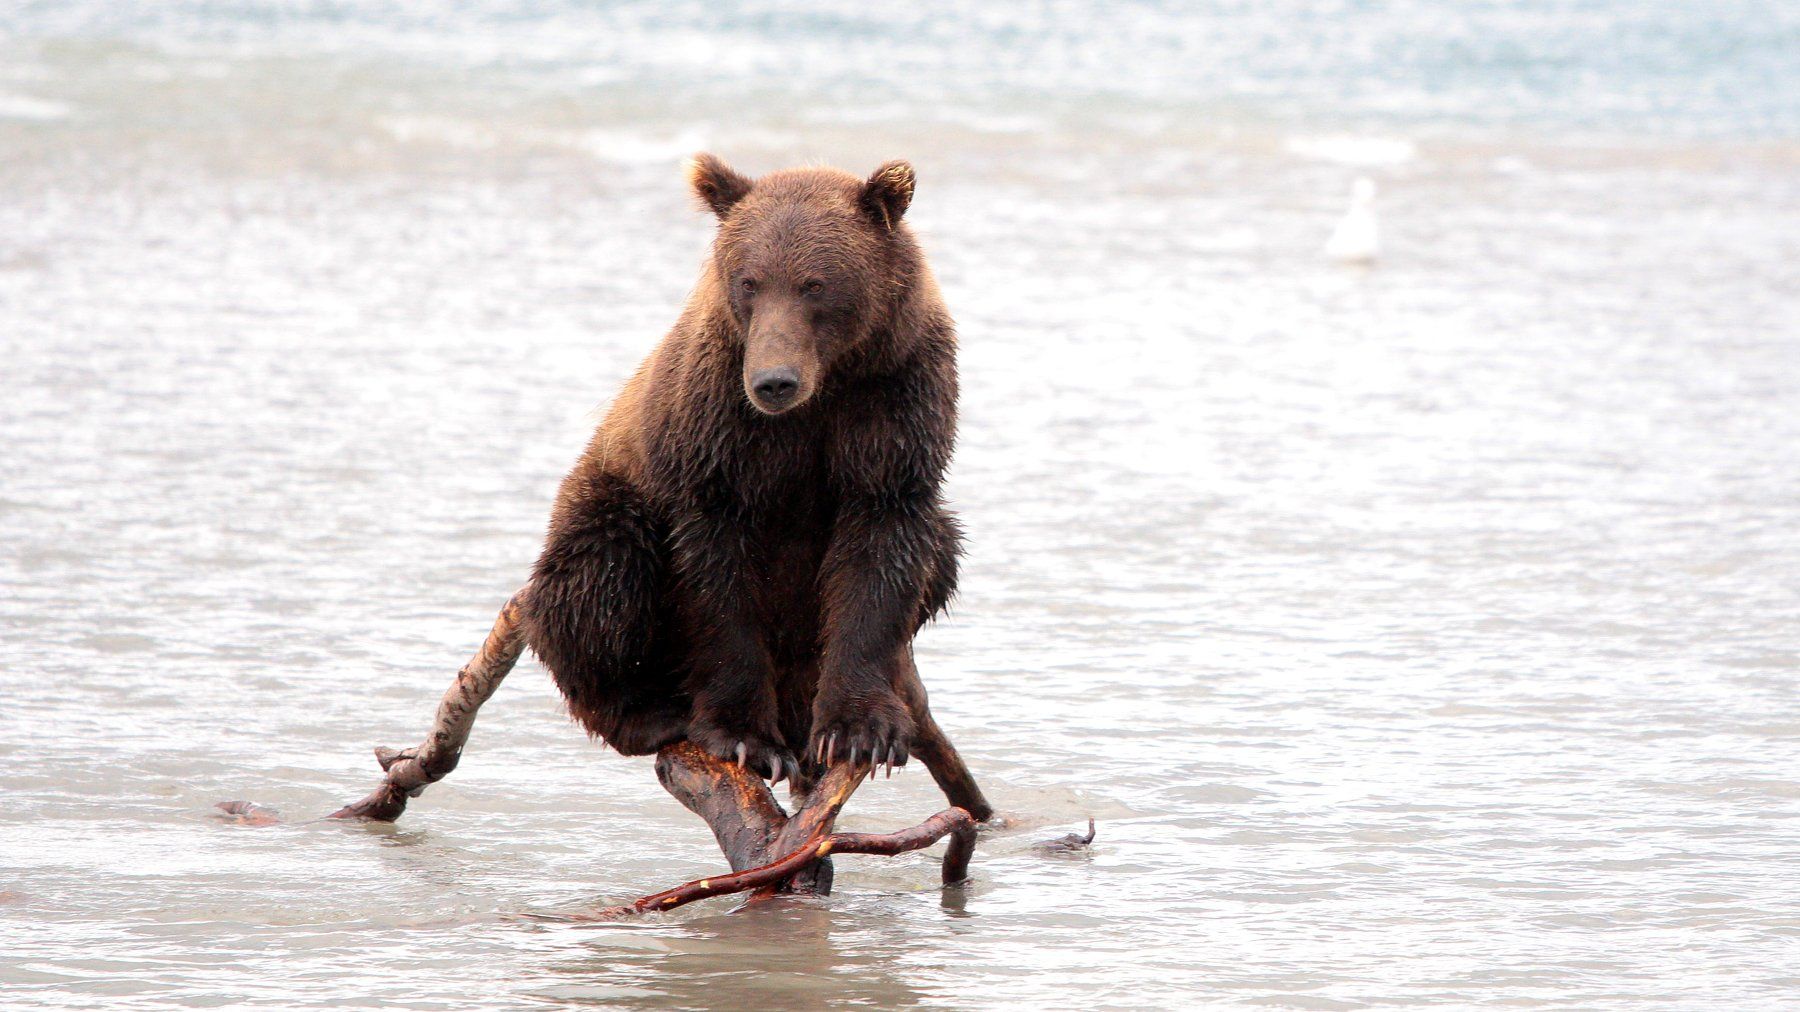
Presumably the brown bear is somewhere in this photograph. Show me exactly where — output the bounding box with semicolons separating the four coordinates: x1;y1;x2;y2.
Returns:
522;154;968;792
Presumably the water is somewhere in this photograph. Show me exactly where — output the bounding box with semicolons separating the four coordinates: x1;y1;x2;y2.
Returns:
3;3;1798;1008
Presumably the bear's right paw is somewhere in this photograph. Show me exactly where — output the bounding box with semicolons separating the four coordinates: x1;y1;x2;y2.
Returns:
688;721;799;785
807;691;915;776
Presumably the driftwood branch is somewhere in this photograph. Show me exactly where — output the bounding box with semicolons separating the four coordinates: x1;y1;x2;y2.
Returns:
655;741;790;871
755;750;868;896
647;741;870;897
323;594;993;835
898;652;995;823
328;587;529;821
303;585;993;910
580;741;977;916
911;707;994;823
588;804;977;918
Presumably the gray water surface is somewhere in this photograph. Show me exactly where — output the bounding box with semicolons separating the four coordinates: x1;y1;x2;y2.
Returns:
3;5;1799;1009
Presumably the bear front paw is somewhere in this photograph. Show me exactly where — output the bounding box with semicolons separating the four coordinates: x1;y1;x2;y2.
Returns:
809;692;915;775
688;719;798;784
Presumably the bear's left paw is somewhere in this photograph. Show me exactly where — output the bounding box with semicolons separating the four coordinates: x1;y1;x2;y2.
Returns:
809;692;915;775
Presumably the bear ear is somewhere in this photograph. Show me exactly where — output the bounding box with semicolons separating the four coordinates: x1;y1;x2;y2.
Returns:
685;153;753;219
860;159;915;230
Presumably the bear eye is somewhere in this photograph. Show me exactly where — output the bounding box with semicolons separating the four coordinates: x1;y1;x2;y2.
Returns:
801;279;824;297
739;278;758;295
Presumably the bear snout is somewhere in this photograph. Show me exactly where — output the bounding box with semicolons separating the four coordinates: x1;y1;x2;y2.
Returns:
749;366;802;413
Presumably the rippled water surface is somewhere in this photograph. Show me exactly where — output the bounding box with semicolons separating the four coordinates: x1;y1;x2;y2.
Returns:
3;3;1799;1009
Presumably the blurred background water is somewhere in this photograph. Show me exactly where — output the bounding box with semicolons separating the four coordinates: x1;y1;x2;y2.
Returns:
2;2;1798;1008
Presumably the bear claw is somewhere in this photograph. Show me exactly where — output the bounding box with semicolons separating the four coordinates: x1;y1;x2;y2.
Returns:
690;722;795;785
738;740;796;783
729;739;796;784
808;713;912;778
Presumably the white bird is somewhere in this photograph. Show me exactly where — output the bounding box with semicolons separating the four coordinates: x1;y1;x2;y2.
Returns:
1325;176;1379;265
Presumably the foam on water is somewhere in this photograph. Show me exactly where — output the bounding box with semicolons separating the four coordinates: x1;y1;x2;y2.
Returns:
0;93;69;120
1286;135;1417;167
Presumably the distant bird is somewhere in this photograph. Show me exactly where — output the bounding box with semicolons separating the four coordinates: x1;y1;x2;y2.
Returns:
1325;176;1380;265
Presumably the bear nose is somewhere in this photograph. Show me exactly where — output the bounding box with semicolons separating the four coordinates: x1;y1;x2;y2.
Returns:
751;367;801;408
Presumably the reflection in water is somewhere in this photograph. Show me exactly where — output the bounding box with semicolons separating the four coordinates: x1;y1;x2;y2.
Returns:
541;902;935;1008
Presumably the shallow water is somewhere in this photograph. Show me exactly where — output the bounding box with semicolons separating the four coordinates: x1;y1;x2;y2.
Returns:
3;4;1799;1009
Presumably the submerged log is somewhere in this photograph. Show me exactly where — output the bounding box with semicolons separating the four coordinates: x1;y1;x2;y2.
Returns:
213;800;282;827
1032;817;1097;852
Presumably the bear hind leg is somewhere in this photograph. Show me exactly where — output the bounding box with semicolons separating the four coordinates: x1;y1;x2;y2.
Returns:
524;474;685;755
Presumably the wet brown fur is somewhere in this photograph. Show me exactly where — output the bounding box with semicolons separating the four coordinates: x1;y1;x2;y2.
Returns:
522;155;961;780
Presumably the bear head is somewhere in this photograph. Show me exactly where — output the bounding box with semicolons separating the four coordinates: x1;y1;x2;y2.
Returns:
685;153;918;416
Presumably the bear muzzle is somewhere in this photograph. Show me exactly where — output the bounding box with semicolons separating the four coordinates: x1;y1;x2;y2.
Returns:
742;308;819;415
749;366;803;412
